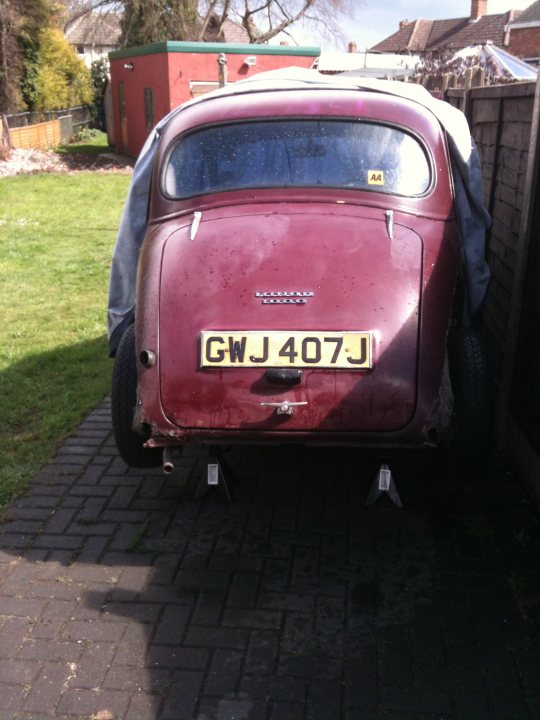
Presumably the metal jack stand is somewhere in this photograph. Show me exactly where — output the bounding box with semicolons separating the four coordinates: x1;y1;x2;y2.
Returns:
365;463;402;508
194;446;233;501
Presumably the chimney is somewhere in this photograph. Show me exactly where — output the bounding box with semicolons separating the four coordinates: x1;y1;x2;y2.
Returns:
470;0;488;20
348;41;358;53
399;19;410;31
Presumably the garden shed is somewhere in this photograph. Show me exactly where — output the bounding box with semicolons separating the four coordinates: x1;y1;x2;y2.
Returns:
108;41;320;157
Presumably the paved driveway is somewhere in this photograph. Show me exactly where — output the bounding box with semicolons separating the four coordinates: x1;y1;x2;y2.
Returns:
0;398;539;720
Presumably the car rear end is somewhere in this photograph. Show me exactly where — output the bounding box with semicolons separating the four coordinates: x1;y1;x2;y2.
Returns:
134;88;459;451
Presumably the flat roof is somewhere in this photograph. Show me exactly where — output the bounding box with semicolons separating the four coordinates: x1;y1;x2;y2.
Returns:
110;40;321;60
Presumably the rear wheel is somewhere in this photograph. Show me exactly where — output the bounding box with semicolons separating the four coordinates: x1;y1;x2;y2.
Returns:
111;324;162;468
448;328;493;465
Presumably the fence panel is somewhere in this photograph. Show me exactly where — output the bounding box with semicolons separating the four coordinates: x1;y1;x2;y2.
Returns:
465;84;536;383
445;89;466;113
4;105;93;149
513;224;540;451
9;119;62;150
452;80;540;462
446;80;540;481
511;99;540;453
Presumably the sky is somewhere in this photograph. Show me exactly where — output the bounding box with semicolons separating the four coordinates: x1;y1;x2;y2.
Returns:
283;0;537;51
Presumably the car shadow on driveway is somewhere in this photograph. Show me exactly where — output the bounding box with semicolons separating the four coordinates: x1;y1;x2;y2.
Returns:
0;398;539;719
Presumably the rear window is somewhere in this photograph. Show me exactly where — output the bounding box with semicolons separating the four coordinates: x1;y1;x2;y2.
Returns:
163;119;431;199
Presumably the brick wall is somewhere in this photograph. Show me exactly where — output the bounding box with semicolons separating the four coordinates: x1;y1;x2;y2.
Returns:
508;27;540;60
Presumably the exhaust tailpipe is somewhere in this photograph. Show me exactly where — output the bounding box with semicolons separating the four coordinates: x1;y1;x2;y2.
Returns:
162;447;175;474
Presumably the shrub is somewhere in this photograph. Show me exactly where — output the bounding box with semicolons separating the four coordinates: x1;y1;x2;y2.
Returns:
33;28;93;111
90;56;109;127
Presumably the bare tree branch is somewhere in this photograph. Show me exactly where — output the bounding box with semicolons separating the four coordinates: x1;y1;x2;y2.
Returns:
248;0;316;44
61;0;119;30
59;0;357;48
197;0;220;40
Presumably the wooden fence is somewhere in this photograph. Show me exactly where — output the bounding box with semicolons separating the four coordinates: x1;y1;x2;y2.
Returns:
447;80;540;501
2;105;92;151
9;119;62;150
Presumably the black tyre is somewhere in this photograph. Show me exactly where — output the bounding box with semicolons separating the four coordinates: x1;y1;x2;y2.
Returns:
111;324;162;468
448;328;493;464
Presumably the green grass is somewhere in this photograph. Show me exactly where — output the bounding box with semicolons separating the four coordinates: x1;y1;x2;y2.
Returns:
56;129;111;155
0;171;131;510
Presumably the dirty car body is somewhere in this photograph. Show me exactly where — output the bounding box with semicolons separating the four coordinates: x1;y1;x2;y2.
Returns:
112;85;470;461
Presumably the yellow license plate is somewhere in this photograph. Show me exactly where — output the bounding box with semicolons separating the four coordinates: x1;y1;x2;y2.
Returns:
200;331;372;369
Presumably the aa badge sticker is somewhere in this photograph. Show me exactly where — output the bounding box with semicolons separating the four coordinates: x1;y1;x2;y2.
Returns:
368;170;385;185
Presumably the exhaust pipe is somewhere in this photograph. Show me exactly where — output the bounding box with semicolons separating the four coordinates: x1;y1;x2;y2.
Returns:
162;447;175;474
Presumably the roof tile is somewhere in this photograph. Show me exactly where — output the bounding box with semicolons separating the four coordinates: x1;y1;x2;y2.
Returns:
370;10;513;53
222;19;249;43
65;12;121;46
370;21;417;52
508;0;540;24
65;13;249;47
409;20;434;51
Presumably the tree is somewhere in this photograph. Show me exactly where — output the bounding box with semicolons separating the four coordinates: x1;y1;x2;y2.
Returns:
120;0;200;47
236;0;345;44
61;0;352;47
17;0;65;108
33;28;93;110
0;0;21;110
0;0;94;113
90;55;108;126
0;0;67;112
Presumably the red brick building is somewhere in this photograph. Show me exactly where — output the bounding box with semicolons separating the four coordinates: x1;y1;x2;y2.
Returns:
506;0;540;63
109;41;320;157
370;0;540;64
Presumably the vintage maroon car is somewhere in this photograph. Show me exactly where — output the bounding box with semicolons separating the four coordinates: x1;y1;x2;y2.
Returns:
110;77;491;472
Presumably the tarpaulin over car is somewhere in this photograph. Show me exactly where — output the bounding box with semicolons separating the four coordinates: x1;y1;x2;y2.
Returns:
107;68;491;355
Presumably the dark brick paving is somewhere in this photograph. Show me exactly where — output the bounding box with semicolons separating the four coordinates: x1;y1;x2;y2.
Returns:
0;397;539;719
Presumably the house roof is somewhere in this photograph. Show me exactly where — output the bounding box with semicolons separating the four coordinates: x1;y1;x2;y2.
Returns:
65;13;249;48
507;0;540;25
222;19;249;43
65;12;121;46
370;11;517;53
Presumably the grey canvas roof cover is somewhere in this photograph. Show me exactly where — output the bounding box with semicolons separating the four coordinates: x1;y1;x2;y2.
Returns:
107;67;491;354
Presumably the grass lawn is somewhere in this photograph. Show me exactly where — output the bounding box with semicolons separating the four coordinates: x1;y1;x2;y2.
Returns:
56;128;111;155
0;170;131;511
